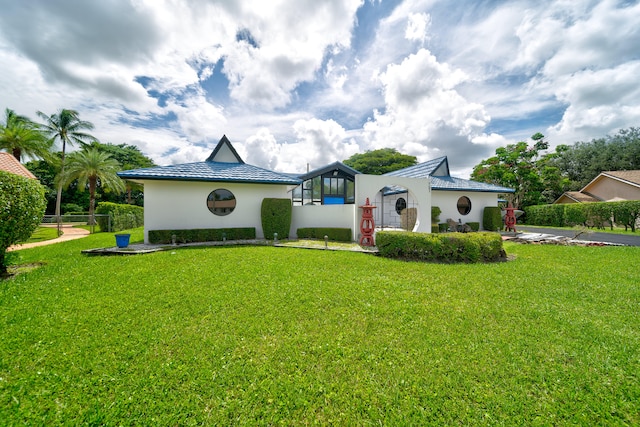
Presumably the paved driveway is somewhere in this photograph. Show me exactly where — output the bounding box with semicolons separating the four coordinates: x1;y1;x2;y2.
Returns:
517;226;640;247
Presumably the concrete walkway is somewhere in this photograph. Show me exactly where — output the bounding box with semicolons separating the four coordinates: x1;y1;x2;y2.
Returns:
7;224;90;252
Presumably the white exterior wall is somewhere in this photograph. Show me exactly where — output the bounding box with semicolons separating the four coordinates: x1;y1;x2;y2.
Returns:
356;175;431;239
290;205;357;238
142;180;292;242
432;191;500;229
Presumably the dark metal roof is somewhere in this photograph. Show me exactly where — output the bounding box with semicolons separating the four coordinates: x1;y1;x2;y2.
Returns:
430;176;514;193
117;161;301;185
384;156;449;178
298;161;361;181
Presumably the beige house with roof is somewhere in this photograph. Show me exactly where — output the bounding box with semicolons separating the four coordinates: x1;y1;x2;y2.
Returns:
554;170;640;204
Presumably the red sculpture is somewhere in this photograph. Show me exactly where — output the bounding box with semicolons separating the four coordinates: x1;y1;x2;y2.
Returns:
359;197;377;246
504;202;517;232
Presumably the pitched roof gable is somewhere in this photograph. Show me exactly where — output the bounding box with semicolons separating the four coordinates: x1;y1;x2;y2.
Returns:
385;155;514;193
599;170;640;188
298;161;361;181
117;136;300;185
384;156;449;178
205;135;244;163
0;152;37;179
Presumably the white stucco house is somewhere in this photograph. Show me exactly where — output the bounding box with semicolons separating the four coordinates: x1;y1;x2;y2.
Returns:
118;136;513;243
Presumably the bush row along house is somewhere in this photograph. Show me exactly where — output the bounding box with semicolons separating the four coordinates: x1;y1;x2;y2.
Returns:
118;136;514;243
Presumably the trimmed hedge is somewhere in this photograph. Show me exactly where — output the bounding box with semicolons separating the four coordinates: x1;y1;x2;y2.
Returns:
524;200;640;231
483;206;502;231
261;198;292;239
467;222;480;232
376;231;504;263
96;202;144;232
149;228;256;244
431;206;441;224
0;170;46;271
297;227;352;242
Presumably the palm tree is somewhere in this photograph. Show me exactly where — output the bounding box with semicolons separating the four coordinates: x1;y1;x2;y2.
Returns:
59;148;126;227
37;109;97;235
0;108;50;162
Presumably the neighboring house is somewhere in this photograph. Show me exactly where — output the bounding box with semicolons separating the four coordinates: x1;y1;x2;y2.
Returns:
554;170;640;204
0;152;37;179
118;136;512;243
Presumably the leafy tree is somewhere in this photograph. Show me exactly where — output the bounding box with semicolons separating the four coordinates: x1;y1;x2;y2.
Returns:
37;109;97;235
59;148;126;225
0;171;46;274
549;127;640;189
0;108;50;162
343;148;417;175
471;134;551;208
86;141;155;205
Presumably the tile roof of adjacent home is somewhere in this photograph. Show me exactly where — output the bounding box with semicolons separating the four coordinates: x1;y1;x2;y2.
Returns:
556;191;601;203
600;170;640;187
385;156;515;193
117;136;301;185
0;152;37;179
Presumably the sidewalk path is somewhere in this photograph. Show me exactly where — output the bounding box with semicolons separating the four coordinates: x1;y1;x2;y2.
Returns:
7;224;90;252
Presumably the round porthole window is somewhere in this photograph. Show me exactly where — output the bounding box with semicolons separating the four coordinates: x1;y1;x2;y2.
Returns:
457;196;471;215
207;189;236;216
395;197;407;215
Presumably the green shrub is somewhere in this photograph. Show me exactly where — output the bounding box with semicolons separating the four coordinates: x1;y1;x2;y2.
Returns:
297;228;352;242
96;202;144;232
611;201;640;232
376;231;504;263
0;171;46;272
261;198;292;239
148;228;256;244
483;206;502;231
564;203;587;226
583;202;611;229
467;222;480;232
62;203;84;214
438;223;448;233
431;206;441;224
431;225;440;233
525;204;565;227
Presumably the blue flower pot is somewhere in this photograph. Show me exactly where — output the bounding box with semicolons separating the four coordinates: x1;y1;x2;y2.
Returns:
115;233;131;248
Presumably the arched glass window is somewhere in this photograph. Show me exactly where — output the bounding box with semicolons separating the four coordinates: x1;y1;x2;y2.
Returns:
207;189;236;216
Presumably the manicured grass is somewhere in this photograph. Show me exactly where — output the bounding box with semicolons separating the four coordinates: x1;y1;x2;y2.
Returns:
1;230;639;425
21;226;59;244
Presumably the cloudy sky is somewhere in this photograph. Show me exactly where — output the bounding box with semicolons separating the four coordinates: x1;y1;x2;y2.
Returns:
1;0;639;177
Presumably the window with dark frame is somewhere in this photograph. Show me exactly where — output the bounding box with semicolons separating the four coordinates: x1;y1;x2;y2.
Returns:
457;196;472;215
207;189;236;216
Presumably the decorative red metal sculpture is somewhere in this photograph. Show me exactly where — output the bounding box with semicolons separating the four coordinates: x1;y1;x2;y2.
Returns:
504;202;517;232
359;197;377;246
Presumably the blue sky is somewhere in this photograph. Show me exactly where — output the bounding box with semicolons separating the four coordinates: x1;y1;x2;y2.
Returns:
1;0;639;177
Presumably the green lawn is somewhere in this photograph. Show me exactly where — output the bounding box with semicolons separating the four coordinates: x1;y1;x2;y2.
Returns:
21;226;59;244
1;229;639;425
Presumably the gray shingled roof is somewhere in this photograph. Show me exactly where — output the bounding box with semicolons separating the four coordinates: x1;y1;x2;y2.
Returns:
118;161;301;185
385;156;514;193
385;156;448;178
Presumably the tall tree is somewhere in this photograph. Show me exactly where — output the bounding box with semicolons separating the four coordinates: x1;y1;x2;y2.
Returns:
87;141;155;205
59;147;126;226
37;109;97;235
0;108;50;162
343;148;417;175
471;134;551;208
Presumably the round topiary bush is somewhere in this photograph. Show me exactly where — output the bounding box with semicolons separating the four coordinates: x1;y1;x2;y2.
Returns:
0;170;46;273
